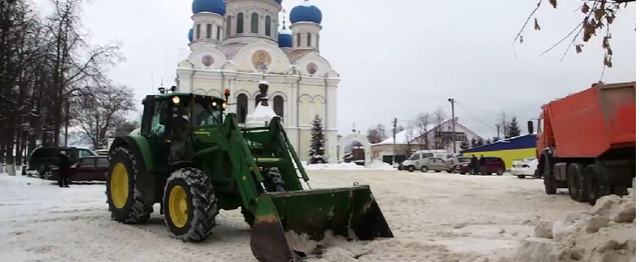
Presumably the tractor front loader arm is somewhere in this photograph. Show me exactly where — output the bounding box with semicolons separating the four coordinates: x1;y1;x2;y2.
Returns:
221;114;268;210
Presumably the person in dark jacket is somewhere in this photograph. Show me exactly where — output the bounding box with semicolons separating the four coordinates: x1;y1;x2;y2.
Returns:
470;154;479;175
478;155;487;175
58;151;71;187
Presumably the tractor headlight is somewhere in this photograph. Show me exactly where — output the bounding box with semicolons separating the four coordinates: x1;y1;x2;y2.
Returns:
212;101;217;107
222;102;227;109
172;96;180;104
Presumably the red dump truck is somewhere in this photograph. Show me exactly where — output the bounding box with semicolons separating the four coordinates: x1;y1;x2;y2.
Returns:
527;81;636;205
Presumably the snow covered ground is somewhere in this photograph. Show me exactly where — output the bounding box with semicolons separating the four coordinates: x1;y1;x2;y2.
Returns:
0;170;592;262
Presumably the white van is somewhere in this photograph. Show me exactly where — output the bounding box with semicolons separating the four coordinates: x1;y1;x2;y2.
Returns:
401;150;452;172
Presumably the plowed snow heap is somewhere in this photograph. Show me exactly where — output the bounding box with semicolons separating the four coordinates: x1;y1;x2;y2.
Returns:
505;179;636;262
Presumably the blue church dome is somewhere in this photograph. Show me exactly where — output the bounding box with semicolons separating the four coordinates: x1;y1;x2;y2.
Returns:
290;0;322;24
278;29;292;48
188;28;194;42
192;0;226;15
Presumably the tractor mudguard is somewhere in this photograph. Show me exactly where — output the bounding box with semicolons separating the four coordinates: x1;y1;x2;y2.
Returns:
249;185;393;262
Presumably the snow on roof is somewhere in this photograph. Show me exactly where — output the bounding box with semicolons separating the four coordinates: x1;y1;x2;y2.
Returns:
374;119;451;145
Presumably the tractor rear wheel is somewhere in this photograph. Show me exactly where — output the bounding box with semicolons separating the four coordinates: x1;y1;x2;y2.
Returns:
106;147;152;224
242;168;286;228
163;167;218;242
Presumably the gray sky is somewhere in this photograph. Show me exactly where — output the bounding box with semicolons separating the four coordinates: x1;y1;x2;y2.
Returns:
60;0;636;138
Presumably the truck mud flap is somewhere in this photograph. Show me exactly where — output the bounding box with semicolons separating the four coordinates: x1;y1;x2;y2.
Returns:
249;185;393;262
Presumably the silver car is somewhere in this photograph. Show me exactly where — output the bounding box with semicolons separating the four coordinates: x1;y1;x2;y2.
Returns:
445;156;470;173
402;156;449;173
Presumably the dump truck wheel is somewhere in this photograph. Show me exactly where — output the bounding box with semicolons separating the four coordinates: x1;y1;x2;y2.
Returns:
583;164;600;206
567;163;586;202
543;162;557;195
106;147;152;224
163;167;218;242
243;168;286;228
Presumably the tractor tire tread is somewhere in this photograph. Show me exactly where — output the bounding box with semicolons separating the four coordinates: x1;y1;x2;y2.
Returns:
107;147;152;224
165;167;218;242
243;168;285;228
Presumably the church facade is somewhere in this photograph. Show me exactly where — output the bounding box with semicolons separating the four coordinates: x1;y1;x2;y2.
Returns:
175;0;340;162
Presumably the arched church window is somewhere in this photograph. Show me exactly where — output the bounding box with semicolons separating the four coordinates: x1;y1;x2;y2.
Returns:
226;16;231;37
236;13;244;34
236;94;248;123
296;33;301;47
216;26;221;40
307;33;311;47
196;24;201;39
273;96;284;118
250;13;259;33
206;24;212;38
316;34;319;49
265;15;271;36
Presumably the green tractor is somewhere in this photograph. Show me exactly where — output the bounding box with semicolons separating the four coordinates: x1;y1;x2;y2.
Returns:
105;83;394;262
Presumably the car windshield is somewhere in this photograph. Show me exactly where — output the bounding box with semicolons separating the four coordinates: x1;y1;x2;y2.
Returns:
408;153;420;160
191;102;222;126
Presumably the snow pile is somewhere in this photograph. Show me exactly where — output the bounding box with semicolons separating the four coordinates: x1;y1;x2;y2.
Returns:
304;160;395;171
503;179;636;262
245;104;277;128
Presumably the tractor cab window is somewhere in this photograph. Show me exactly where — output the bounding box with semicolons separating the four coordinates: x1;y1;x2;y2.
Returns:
192;101;222;126
151;101;167;135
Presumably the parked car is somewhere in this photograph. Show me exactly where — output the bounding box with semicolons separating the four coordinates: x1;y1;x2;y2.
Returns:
401;150;450;172
50;156;109;182
22;146;97;178
512;158;540;179
458;156;506;175
445;156;470;173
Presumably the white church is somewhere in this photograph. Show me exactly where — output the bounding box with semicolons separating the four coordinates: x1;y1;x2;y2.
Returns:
175;0;340;162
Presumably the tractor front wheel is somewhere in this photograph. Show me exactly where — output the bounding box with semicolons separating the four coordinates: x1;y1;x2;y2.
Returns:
163;167;218;242
243;168;286;228
106;147;152;224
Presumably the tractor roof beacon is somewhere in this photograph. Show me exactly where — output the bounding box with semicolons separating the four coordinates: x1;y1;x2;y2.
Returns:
105;84;394;262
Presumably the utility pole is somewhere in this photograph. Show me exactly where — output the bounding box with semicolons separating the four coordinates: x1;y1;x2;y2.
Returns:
496;124;501;140
448;98;456;153
392;117;397;164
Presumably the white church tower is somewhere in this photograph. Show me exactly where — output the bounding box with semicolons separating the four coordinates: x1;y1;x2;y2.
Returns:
176;0;340;162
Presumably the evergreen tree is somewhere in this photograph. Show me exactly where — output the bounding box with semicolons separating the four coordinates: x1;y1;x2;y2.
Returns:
506;116;522;138
470;137;478;148
476;138;485;146
459;136;470;151
309;114;327;164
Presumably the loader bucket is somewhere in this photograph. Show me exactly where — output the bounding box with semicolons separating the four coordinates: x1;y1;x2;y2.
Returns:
249;185;393;262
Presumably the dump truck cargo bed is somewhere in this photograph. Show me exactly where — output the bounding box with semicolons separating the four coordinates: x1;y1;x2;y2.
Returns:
547;82;635;158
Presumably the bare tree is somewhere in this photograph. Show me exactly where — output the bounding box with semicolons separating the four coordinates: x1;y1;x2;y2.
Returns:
515;0;634;70
72;84;135;149
366;123;387;144
403;124;415;156
432;109;447;149
495;111;508;140
414;112;432;150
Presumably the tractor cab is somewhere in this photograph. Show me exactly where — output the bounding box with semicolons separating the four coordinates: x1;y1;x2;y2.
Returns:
140;87;230;137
